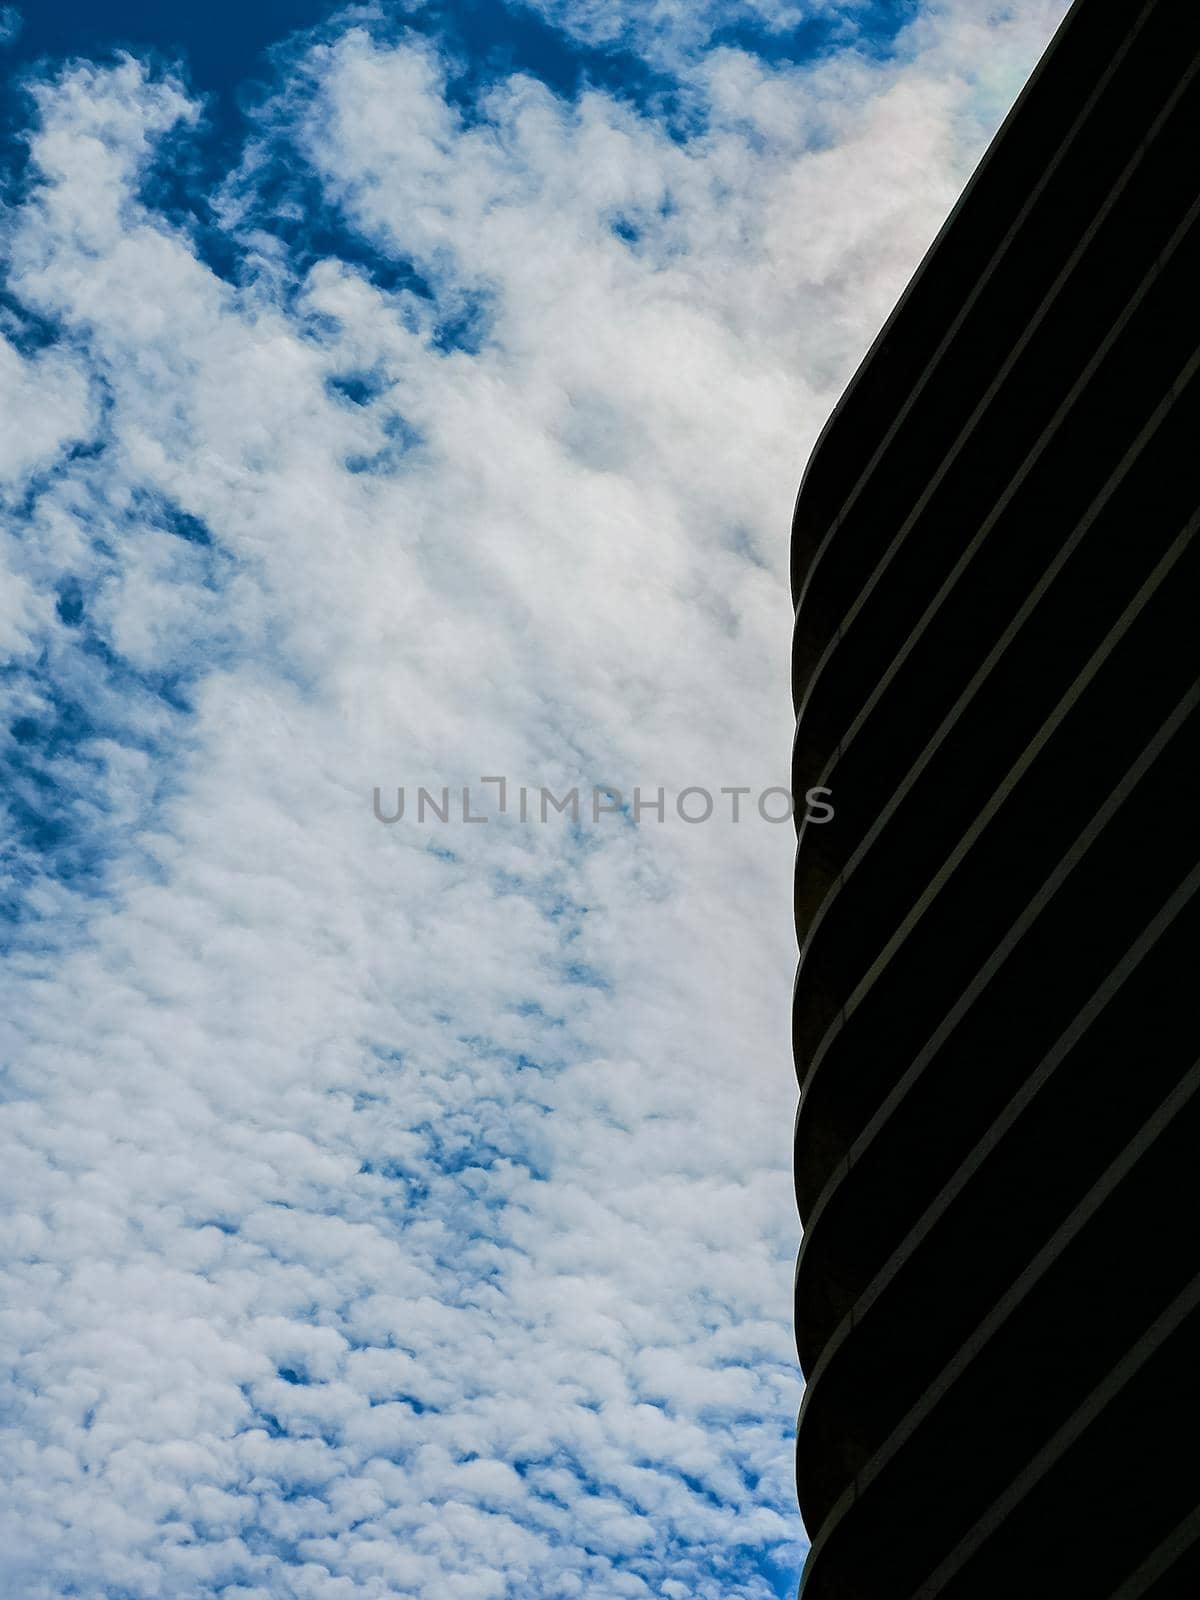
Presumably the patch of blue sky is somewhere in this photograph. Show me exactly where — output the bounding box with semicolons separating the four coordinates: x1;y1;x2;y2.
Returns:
324;368;389;407
560;957;608;988
356;1156;411;1181
344;411;424;475
428;284;495;356
212;146;435;297
1;417;103;523
3;705;92;872
413;1110;545;1180
487;865;542;899
709;0;920;65
674;1467;740;1509
72;1592;142;1600
0;283;60;356
196;1217;240;1236
220;156;498;359
403;0;674;115
1;0;673;115
1;486;236;938
53;578;85;625
751;1544;812;1599
509;997;565;1026
606;193;696;266
0;0;332;93
727;521;770;570
129;486;216;548
236;1385;289;1438
541;898;593;958
571;1542;748;1600
453;866;597;964
239;1522;301;1561
368;1391;430;1413
2;684;140;925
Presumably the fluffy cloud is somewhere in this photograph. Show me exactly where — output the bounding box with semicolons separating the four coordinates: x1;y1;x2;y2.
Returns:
0;4;1064;1596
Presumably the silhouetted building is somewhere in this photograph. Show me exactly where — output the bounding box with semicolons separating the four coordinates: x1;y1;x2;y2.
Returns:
789;1;1200;1595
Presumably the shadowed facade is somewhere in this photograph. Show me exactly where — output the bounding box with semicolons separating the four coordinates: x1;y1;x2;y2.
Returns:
790;1;1200;1595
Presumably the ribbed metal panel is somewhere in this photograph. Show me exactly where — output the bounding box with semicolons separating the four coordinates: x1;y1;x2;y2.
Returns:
790;2;1200;1595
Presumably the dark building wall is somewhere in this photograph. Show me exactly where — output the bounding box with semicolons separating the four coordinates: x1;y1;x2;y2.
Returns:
789;1;1200;1595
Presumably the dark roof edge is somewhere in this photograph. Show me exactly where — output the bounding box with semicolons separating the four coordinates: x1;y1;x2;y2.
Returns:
788;0;1086;607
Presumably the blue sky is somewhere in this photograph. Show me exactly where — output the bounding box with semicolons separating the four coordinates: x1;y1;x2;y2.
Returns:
0;2;1065;1597
1;1;915;106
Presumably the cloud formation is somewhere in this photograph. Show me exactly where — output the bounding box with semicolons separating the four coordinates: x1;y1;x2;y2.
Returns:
0;4;1065;1595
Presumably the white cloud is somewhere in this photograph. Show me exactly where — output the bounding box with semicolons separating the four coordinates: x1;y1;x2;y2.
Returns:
0;337;91;489
0;4;1066;1596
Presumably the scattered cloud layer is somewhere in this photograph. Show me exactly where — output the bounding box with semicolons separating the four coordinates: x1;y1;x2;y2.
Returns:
0;3;1065;1596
